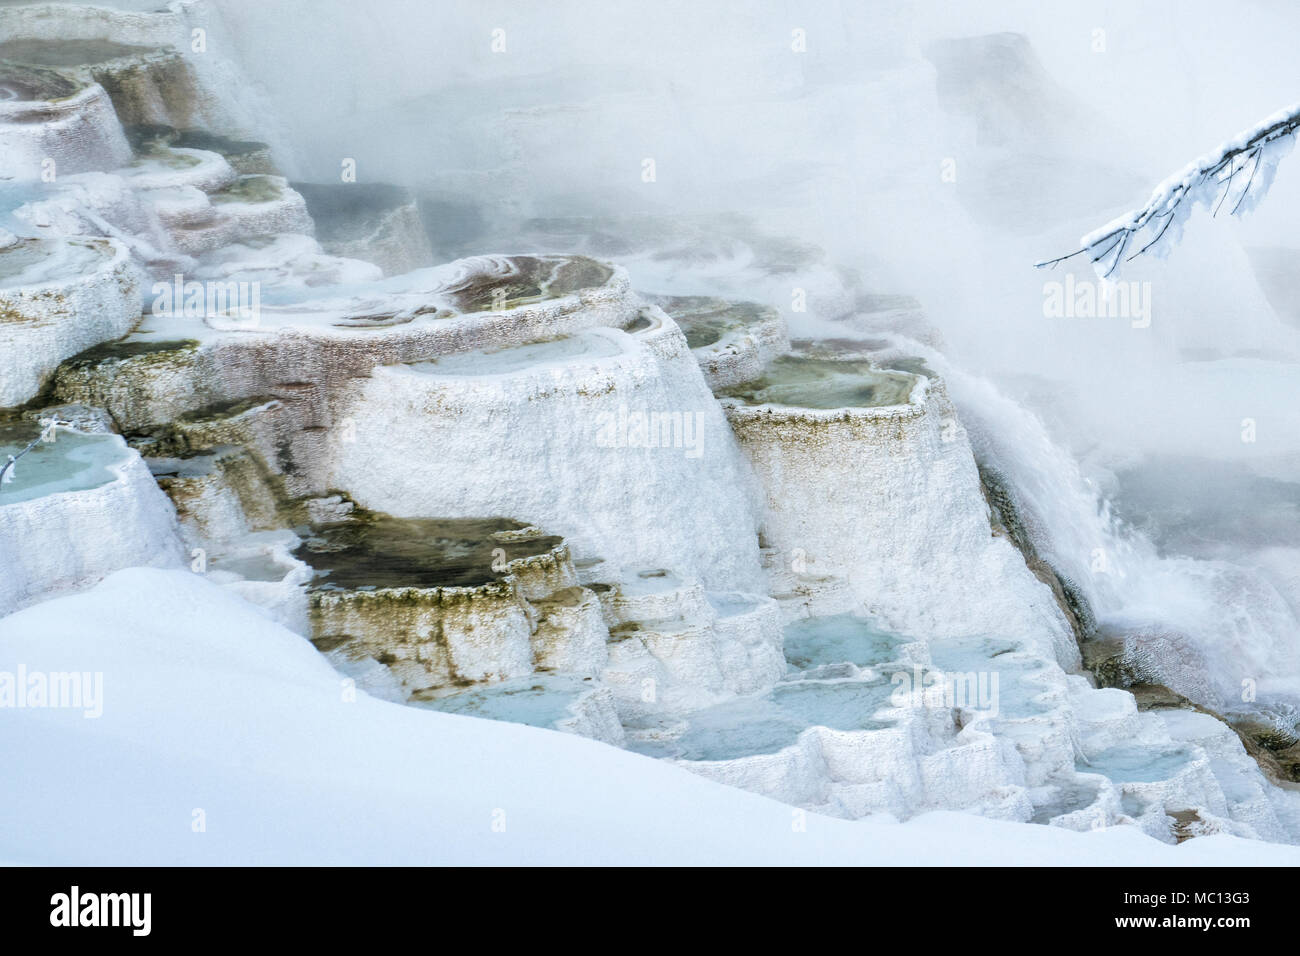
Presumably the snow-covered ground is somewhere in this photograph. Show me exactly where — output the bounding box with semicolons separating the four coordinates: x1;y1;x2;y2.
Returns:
2;568;1296;866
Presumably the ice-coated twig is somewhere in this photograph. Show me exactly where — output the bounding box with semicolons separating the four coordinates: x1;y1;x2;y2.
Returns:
1035;102;1300;279
0;418;71;490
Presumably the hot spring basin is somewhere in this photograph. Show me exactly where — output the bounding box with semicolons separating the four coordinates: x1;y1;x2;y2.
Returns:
718;355;916;409
0;427;127;505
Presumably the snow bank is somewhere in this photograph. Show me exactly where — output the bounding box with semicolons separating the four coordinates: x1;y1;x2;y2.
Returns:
1;567;1296;866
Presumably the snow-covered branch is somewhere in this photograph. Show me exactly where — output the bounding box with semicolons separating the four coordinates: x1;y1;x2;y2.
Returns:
1035;102;1300;279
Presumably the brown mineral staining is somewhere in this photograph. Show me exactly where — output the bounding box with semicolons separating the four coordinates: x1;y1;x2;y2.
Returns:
1230;718;1300;783
131;144;200;169
1082;629;1300;784
533;586;585;610
60;337;199;369
1168;808;1203;843
294;511;563;590
0;61;82;102
0;42;209;129
445;255;613;313
126;124;276;174
608;622;642;642
211;174;284;205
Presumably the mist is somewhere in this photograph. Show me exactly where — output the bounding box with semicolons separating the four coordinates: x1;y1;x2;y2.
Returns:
212;3;1300;386
238;0;1299;716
